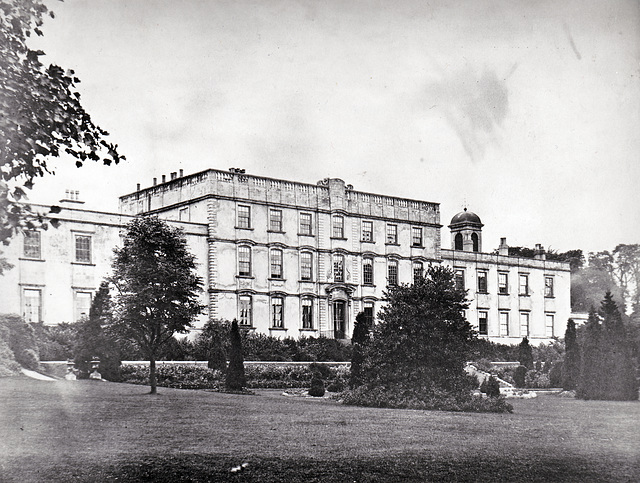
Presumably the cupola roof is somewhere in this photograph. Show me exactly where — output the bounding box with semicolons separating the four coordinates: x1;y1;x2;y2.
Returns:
449;208;483;227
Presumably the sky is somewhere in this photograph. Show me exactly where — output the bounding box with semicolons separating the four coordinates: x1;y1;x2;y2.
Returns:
26;0;640;255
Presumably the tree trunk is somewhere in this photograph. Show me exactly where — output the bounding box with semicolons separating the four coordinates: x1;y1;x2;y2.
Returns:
149;353;157;394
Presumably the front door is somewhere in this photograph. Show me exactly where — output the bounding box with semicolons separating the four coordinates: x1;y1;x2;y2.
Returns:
333;300;346;339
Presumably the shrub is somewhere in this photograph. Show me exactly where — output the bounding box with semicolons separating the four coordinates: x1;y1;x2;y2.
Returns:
225;320;246;391
513;366;527;388
518;338;534;369
326;379;345;392
0;329;21;376
0;314;40;369
480;376;501;397
549;361;563;387
308;376;325;397
525;370;551;388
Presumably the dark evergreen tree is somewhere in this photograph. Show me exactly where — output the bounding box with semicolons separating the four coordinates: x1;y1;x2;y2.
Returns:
562;319;580;390
513;365;527;388
308;374;325;397
74;281;122;380
517;337;534;369
225;320;246;391
577;309;605;399
349;311;371;388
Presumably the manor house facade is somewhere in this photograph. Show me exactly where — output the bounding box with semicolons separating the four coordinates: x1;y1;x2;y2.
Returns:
1;168;572;344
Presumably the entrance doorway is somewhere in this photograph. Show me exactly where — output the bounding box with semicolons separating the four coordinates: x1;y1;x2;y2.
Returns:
333;300;346;339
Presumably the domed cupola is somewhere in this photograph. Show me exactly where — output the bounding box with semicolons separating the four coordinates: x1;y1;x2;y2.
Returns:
449;208;483;252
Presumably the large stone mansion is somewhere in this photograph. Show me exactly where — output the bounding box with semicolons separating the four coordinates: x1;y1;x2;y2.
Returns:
1;168;573;344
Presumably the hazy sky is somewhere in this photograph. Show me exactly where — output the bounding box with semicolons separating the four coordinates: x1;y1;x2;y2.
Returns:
27;0;640;254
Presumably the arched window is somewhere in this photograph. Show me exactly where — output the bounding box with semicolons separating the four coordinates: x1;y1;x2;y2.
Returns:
471;232;479;252
454;233;463;251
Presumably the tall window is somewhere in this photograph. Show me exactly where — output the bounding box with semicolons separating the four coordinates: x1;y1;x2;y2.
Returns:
499;312;509;336
75;235;91;263
363;301;374;326
23;288;42;323
519;274;529;295
270;249;283;279
269;209;283;232
454;233;463;250
386;224;397;244
498;272;509;294
520;312;530;337
545;277;554;297
362;220;373;242
478;311;488;335
272;297;284;328
472;232;479;252
413;261;423;283
477;271;488;293
332;215;344;238
238;246;251;276
388;259;398;286
300;252;313;281
455;269;465;290
334;255;345;282
411;227;423;247
299;213;312;235
75;292;92;322
301;298;313;329
363;257;374;285
239;295;252;326
545;314;554;337
23;231;41;259
237;205;251;228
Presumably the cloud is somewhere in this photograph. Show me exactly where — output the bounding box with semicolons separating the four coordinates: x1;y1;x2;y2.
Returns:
425;65;510;161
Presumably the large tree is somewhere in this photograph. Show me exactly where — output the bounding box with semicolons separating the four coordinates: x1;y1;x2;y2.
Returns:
0;0;123;272
109;216;203;394
562;319;580;391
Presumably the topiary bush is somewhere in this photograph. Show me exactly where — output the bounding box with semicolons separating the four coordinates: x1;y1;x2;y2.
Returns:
480;375;501;398
308;376;325;397
513;365;527;388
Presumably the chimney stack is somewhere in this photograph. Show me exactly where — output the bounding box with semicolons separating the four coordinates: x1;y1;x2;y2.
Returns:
498;237;509;256
153;177;157;186
534;243;546;260
171;172;177;180
136;183;141;191
179;169;184;177
162;175;166;183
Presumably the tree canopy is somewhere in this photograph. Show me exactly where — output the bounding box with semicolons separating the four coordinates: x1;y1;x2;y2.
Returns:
0;0;123;271
109;216;203;393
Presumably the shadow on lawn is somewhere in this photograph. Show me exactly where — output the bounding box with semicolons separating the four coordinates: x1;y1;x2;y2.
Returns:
30;453;637;482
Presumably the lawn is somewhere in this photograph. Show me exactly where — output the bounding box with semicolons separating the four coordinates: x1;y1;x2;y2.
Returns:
0;377;638;482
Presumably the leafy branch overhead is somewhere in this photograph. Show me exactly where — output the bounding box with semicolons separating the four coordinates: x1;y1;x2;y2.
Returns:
0;0;124;262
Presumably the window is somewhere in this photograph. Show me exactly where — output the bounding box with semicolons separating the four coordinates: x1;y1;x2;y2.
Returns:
362;220;373;242
520;312;530;337
478;311;488;335
239;295;252;326
300;252;313;281
238;246;251;276
499;312;509;336
301;298;313;329
471;232;479;252
411;227;423;247
332;215;344;238
363;301;375;326
455;269;465;290
75;235;91;263
269;209;283;232
23;231;41;259
23;288;42;323
413;261;423;283
519;274;529;295
477;271;488;293
237;205;251;228
386;224;397;244
75;292;92;322
272;297;284;328
179;207;189;222
388;259;398;286
545;314;554;337
363;257;374;285
545;277;554;297
299;213;313;235
454;233;463;250
270;249;283;279
334;255;345;282
498;272;509;294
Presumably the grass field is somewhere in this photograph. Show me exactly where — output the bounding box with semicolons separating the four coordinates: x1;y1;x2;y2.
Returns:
0;377;638;482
